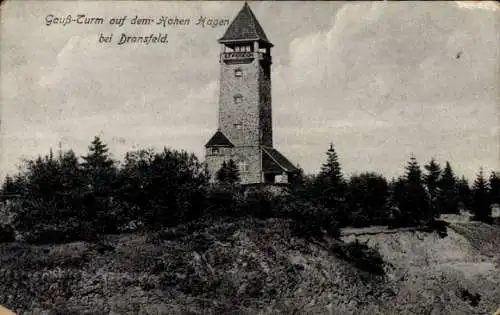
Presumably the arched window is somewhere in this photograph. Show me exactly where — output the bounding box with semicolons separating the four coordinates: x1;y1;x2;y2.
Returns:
234;94;243;104
234;68;243;77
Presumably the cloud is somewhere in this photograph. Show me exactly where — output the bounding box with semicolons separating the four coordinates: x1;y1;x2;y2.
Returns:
1;1;498;182
455;1;500;11
272;2;499;178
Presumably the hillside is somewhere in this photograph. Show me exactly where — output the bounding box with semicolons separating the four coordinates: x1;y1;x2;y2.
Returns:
1;217;499;315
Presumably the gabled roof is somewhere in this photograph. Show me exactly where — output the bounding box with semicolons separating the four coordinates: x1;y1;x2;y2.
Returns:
262;147;299;173
218;2;273;47
205;131;234;148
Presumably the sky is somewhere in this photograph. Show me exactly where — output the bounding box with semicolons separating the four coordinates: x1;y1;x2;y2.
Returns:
1;1;499;182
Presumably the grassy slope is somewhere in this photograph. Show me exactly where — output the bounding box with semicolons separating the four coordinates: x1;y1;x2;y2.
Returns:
1;217;499;315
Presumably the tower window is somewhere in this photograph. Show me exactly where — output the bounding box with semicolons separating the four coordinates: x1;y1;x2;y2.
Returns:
235;68;243;77
211;147;220;154
234;94;243;104
238;161;249;173
234;123;242;129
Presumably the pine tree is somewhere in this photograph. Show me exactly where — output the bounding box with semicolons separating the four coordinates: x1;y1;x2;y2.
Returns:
437;161;459;214
56;150;84;211
471;168;491;223
388;177;406;221
405;154;422;185
315;143;347;224
489;171;500;205
226;159;240;184
423;158;441;214
2;176;16;196
318;143;344;187
216;161;228;183
457;176;472;211
80;136;118;233
397;154;432;225
81;136;116;189
216;159;240;185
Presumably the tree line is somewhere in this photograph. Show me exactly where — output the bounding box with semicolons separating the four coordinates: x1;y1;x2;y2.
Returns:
296;145;498;228
1;136;498;244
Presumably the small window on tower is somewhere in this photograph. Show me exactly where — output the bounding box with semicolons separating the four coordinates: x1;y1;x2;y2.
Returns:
238;161;249;173
234;123;242;129
234;94;243;104
235;69;243;77
212;147;220;155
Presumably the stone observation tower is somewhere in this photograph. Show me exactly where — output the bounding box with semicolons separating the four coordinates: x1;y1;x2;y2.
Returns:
205;2;299;184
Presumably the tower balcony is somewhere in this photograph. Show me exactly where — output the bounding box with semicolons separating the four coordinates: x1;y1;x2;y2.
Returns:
220;52;272;64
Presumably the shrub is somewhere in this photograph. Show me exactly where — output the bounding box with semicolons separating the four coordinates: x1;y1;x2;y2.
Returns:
280;196;340;239
332;240;385;275
18;217;97;245
419;219;449;238
0;224;15;243
460;288;481;307
205;185;241;218
347;172;390;226
238;187;276;219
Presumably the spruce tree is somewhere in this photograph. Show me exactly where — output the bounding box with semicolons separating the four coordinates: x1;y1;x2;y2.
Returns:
397;154;432;225
405;154;422;185
56;150;84;212
437;161;459;214
80;136;118;233
489;171;500;205
471;168;491;223
315;143;347;224
81;136;116;189
216;161;228;183
423;158;441;214
457;176;472;211
226;159;240;184
388;177;406;222
1;176;16;196
216;159;240;185
318;143;344;186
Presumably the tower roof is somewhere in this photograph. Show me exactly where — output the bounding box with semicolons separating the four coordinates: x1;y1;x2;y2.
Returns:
262;147;299;173
218;2;273;47
205;131;234;148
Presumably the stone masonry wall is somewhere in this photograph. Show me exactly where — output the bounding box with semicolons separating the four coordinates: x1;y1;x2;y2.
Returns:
232;146;262;184
219;57;261;148
205;146;262;184
259;62;272;147
205;147;234;183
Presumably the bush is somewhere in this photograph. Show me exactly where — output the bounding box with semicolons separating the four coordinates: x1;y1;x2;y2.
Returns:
205;185;241;218
18;218;97;245
460;288;481;307
332;240;385;275
279;196;340;239
419;219;449;238
347;172;390;226
0;224;15;243
238;187;276;219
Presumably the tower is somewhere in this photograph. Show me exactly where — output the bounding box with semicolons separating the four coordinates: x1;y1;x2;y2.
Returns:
205;2;299;184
